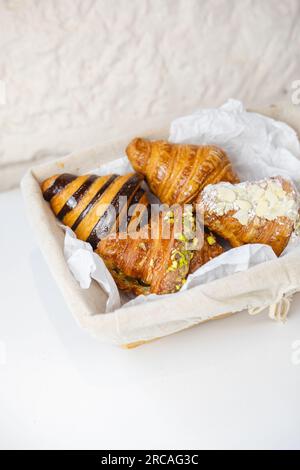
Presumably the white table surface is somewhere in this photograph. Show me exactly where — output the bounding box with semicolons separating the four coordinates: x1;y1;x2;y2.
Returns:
1;188;300;450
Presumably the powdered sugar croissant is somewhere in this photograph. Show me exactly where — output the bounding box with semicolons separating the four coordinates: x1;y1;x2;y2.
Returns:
197;176;300;256
126;138;239;205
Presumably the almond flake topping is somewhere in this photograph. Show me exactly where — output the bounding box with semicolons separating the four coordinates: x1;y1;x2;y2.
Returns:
201;176;300;226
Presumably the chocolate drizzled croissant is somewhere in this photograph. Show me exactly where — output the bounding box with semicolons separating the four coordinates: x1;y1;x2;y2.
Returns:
126;138;239;205
41;172;149;249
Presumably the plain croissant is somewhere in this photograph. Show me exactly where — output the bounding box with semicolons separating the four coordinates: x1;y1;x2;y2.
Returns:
41;172;149;249
126;138;239;205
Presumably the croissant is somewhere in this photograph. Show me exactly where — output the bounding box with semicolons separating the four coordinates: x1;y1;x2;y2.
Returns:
41;172;149;249
197;176;300;256
97;209;223;295
126;138;239;205
97;209;192;295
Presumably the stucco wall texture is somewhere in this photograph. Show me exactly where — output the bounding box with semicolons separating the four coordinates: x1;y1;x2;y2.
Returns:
0;0;299;189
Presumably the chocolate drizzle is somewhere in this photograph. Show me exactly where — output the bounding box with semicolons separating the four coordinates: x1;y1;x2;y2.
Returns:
71;174;118;232
87;173;143;249
56;175;98;221
43;174;76;202
126;187;148;227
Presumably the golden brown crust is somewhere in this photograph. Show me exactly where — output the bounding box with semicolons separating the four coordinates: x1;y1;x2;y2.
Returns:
97;209;224;295
202;211;293;256
97;209;194;295
189;232;224;274
126;138;239;205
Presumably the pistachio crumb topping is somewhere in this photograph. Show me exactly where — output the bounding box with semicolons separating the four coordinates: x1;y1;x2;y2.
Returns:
175;278;187;292
190;237;199;249
207;235;216;245
164;210;174;221
177;233;187;242
171;260;178;269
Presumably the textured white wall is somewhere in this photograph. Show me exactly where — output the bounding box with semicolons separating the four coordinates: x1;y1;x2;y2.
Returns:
0;0;299;189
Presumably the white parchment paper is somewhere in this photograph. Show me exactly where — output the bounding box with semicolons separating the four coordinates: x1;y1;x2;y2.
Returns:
63;100;300;313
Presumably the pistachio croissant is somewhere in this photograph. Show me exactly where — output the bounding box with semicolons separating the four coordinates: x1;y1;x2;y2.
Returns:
97;209;193;295
126;138;239;205
41;172;149;249
97;209;224;295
